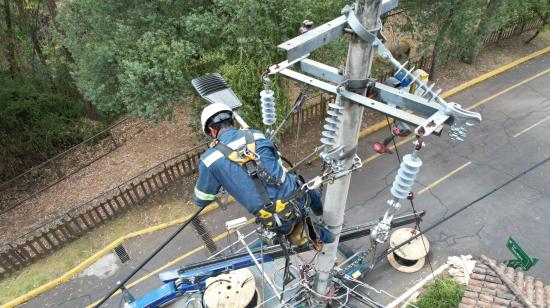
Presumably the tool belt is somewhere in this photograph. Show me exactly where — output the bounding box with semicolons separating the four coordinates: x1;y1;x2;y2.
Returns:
214;130;304;235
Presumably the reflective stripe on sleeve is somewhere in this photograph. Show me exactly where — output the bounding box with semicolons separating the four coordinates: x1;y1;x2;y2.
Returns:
202;150;224;167
226;133;266;150
280;168;286;184
194;187;217;201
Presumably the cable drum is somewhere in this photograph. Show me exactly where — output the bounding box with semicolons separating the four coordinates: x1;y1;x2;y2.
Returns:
387;228;429;273
202;268;258;308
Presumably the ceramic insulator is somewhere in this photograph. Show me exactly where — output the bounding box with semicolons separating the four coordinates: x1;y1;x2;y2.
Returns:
391;154;422;199
260;89;276;126
320;97;344;147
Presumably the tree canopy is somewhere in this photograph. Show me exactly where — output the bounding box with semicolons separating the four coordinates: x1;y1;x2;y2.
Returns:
57;0;348;122
0;0;546;177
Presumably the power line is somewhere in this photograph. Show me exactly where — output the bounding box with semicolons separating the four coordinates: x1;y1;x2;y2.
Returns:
372;155;550;268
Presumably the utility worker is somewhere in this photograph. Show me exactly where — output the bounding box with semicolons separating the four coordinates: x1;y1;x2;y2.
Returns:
194;103;334;247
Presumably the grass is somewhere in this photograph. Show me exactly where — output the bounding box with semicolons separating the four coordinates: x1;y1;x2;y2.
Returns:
413;277;465;308
0;187;195;305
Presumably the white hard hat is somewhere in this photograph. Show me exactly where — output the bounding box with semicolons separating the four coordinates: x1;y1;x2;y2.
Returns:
200;103;233;135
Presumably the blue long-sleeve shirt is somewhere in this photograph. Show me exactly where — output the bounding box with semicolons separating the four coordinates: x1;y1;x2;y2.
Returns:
194;127;298;214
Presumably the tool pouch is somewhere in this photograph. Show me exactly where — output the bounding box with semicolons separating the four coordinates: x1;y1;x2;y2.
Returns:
256;200;296;235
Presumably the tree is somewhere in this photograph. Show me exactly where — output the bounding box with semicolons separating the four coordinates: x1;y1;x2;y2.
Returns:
57;0;348;122
399;0;484;79
57;0;221;118
14;0;54;84
465;0;507;65
2;0;19;79
522;0;549;44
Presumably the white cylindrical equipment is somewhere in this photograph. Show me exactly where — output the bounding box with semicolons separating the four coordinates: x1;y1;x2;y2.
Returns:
260;89;276;127
390;153;422;200
320;94;344;148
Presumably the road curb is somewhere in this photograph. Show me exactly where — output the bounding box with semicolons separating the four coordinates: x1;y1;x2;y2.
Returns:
5;46;549;308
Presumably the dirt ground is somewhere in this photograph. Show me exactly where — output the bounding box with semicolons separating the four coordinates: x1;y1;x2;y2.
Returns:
0;30;547;245
0;105;202;244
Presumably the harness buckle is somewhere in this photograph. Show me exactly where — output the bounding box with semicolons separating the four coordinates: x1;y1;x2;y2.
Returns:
236;144;258;160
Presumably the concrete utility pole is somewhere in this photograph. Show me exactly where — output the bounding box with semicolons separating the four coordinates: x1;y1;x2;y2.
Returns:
314;0;382;297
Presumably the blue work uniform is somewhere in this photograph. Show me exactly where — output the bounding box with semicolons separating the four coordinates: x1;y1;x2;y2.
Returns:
194;127;330;242
195;128;292;212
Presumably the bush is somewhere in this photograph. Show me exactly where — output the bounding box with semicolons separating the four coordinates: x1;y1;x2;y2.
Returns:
414;278;465;308
0;73;104;179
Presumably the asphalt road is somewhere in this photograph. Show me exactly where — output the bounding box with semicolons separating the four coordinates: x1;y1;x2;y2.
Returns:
21;53;550;308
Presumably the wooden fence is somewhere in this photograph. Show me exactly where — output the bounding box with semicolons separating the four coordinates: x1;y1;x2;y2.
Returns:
0;95;327;278
0;15;543;278
0;145;206;278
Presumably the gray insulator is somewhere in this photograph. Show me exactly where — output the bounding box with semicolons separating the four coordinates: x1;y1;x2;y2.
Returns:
390;58;446;107
390;154;422;200
320;99;344;147
260;89;276;126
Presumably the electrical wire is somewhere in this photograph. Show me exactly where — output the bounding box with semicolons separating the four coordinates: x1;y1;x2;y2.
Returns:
372;155;550;269
256;282;302;306
345;276;419;308
385;116;440;298
94;206;207;307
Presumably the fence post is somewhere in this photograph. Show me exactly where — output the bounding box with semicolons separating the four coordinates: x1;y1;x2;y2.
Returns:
109;130;118;148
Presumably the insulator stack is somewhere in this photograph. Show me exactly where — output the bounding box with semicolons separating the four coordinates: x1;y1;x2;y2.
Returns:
390;154;422;200
320;94;344;148
260;89;276;126
389;58;446;108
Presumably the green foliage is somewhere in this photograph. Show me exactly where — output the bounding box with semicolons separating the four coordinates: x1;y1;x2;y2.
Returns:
414;278;465;308
0;73;104;177
57;0;349;124
57;0;220;119
400;0;485;60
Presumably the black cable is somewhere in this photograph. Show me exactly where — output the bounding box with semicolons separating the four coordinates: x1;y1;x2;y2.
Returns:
385;116;401;164
372;155;550;269
385;116;448;297
94;206;207;307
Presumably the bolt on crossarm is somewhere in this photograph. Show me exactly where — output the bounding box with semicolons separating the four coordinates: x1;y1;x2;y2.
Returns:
314;0;383;299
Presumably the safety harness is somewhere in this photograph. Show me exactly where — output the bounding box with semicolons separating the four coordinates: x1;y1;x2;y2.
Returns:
214;129;298;234
213;130;323;248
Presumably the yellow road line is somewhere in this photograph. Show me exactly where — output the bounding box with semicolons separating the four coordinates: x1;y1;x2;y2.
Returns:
442;46;550;98
467;68;550;111
8;45;550;308
513;115;550;138
2;202;224;308
86;219;255;308
417;162;472;195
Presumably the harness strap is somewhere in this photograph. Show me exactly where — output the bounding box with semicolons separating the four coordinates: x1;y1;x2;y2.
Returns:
214;130;302;233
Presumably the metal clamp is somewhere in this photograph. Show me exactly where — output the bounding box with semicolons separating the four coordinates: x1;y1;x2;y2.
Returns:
342;5;391;60
445;102;482;141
